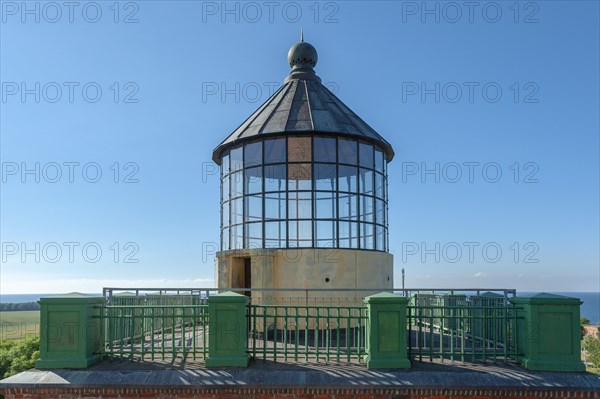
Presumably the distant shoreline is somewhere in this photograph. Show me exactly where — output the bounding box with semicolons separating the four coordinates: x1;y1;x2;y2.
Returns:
1;292;598;323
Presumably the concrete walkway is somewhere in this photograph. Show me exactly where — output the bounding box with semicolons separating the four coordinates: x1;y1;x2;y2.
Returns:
1;360;599;391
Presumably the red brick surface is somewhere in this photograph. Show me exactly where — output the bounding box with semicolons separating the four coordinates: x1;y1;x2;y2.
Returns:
1;387;599;399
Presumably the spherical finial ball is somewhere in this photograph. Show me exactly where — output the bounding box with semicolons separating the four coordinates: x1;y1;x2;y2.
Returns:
287;42;318;69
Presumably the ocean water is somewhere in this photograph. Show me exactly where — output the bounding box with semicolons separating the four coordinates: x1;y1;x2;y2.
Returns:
549;292;600;325
0;293;101;303
2;292;599;323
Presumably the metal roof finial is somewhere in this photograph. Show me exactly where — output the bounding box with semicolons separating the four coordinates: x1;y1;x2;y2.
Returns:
300;27;304;42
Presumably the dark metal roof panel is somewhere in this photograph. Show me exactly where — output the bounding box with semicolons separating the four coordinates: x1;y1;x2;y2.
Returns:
212;78;394;163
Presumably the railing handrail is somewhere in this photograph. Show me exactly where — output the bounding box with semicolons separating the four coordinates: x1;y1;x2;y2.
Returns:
103;287;518;299
103;287;517;292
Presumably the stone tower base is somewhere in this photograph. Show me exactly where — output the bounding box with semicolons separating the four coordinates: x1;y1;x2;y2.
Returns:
215;248;393;306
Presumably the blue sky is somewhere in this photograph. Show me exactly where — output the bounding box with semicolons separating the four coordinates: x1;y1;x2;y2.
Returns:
0;1;598;293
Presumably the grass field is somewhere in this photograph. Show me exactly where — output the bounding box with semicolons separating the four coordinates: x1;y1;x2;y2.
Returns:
0;311;40;340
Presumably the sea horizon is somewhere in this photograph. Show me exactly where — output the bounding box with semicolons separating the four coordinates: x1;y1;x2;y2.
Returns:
1;291;598;324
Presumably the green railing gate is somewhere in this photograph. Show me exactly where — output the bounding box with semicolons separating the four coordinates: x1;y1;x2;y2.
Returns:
407;293;520;363
248;305;368;363
102;294;209;361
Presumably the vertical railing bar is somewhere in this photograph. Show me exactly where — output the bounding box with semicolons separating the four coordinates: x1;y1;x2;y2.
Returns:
407;306;412;359
493;304;498;362
129;306;135;359
284;307;289;362
262;306;267;360
504;305;508;361
417;306;422;362
460;306;465;363
119;307;124;358
273;306;278;362
429;306;434;362
449;304;454;362
294;305;299;362
140;307;145;361
192;305;197;360
171;307;176;360
482;303;487;363
337;307;342;363
251;305;257;359
440;307;444;362
471;306;475;363
325;307;330;362
161;305;165;360
315;307;319;362
304;306;309;362
150;306;156;361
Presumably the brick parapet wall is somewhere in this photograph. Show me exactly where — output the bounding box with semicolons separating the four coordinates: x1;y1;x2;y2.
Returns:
1;387;599;399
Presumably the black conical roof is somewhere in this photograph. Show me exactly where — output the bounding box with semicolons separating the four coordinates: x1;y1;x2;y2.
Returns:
212;40;394;164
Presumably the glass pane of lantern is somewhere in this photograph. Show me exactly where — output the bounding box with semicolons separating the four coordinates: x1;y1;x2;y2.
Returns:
288;191;312;219
265;192;286;220
245;141;262;167
222;151;230;176
314;163;336;191
221;227;229;251
231;171;243;198
315;221;335;248
245;222;263;249
315;192;336;219
230;197;243;225
222;174;230;201
339;221;358;248
338;194;357;220
359;142;373;168
264;137;287;164
230;224;243;250
359;168;373;195
289;220;312;247
230;146;243;171
245;194;263;222
314;136;336;162
222;200;230;226
265;221;286;248
374;149;384;172
245;166;262;194
288;163;312;191
376;225;384;251
338;165;357;193
375;172;384;199
360;223;374;249
338;138;357;165
264;164;286;192
360;195;374;222
376;199;384;225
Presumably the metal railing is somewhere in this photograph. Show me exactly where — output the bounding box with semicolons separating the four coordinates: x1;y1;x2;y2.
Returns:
102;300;209;361
103;287;517;305
407;294;520;363
248;304;368;363
99;287;521;365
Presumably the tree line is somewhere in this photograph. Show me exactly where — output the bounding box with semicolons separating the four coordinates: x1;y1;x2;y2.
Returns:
0;302;40;312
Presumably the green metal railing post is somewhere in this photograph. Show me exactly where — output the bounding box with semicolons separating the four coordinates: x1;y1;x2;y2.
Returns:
36;293;105;369
363;292;411;369
510;293;585;372
206;291;250;367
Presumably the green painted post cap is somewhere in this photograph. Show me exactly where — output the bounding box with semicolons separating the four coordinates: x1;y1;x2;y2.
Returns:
364;292;408;304
510;292;582;305
208;291;249;303
480;291;504;298
38;293;104;304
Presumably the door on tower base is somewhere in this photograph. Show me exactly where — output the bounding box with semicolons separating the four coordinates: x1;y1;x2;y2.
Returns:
231;256;251;298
